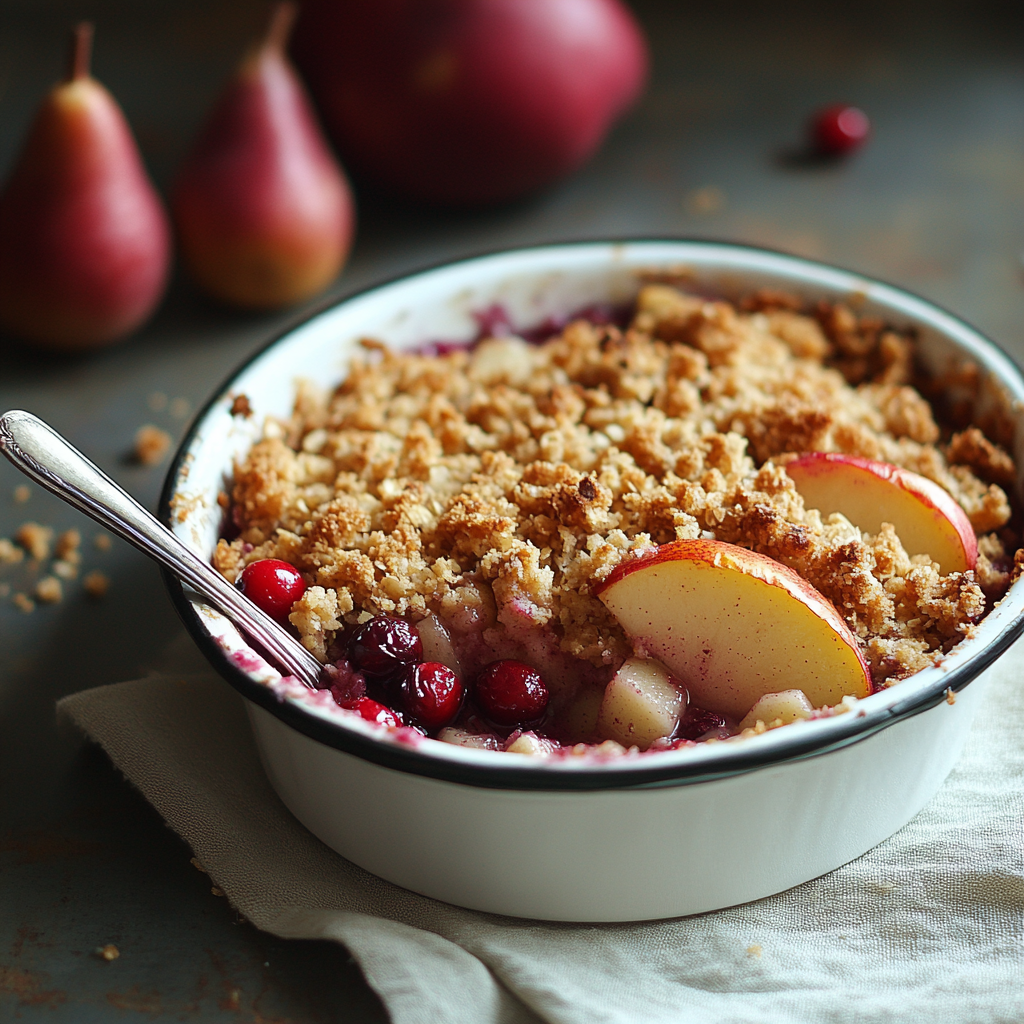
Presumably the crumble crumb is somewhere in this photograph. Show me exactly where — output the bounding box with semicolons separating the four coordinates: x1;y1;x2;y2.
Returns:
170;397;191;419
133;425;172;466
230;394;253;418
96;944;120;962
211;886;225;898
83;570;110;599
94;533;112;551
53;531;81;577
946;688;956;705
13;484;30;503
13;592;34;613
685;185;726;217
53;559;78;580
947;427;1015;487
747;944;763;958
16;522;53;560
55;529;81;563
35;576;63;603
190;857;207;873
0;538;23;564
221;284;1017;705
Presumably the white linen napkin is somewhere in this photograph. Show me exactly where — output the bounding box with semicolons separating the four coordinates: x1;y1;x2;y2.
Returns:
58;636;1024;1024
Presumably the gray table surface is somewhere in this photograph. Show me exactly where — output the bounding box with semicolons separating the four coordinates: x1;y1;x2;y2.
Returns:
1;0;1021;1019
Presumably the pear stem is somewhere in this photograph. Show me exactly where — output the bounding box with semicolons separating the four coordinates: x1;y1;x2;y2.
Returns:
69;22;94;81
264;2;297;53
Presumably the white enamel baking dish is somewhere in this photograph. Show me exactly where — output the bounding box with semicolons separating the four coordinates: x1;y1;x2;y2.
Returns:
162;241;1024;922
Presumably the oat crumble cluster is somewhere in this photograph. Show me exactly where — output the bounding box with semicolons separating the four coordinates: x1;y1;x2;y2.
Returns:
215;284;1020;720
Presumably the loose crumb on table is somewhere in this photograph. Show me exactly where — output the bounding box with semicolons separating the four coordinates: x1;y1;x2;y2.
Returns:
34;576;63;604
0;538;24;564
53;559;78;580
13;484;30;503
83;570;110;599
685;185;727;216
169;397;191;420
55;528;81;562
16;521;53;561
133;425;172;466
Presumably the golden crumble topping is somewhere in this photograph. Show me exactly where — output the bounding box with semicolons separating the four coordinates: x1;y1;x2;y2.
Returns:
217;284;1018;699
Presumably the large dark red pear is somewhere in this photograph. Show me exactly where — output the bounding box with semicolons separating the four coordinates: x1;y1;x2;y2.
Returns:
172;3;355;310
0;24;171;349
290;0;649;206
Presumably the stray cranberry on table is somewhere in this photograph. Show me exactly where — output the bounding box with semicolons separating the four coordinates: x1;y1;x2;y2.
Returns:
399;662;463;731
235;558;306;621
474;660;549;729
810;104;870;155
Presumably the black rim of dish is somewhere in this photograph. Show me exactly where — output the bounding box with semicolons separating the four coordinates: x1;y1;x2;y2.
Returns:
159;238;1024;792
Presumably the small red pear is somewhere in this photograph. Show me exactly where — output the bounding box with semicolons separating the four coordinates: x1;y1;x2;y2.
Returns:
0;24;171;349
172;3;355;310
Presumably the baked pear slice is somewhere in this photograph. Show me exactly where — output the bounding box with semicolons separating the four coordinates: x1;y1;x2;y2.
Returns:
596;539;871;719
785;452;977;575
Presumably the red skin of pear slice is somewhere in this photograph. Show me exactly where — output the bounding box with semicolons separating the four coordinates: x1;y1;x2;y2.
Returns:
785;453;977;575
595;539;872;719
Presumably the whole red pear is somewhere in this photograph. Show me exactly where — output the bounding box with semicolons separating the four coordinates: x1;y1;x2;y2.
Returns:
172;3;355;310
0;24;171;350
290;0;648;207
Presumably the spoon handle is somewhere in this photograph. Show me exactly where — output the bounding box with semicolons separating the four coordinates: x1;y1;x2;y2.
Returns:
0;409;321;689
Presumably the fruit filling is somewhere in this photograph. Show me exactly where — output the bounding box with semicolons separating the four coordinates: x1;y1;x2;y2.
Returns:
216;283;1021;757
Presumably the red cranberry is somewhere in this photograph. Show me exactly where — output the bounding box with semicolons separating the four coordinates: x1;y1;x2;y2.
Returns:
675;706;727;741
337;696;399;727
474;660;549;728
236;559;306;622
348;616;423;678
399;662;463;731
811;104;870;156
322;658;367;702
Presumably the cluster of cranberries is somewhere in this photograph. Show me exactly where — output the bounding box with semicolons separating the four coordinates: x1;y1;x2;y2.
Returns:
327;617;547;733
333;615;549;735
234;560;548;736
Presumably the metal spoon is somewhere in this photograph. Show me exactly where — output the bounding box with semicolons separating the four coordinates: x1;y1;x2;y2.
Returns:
0;409;321;689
